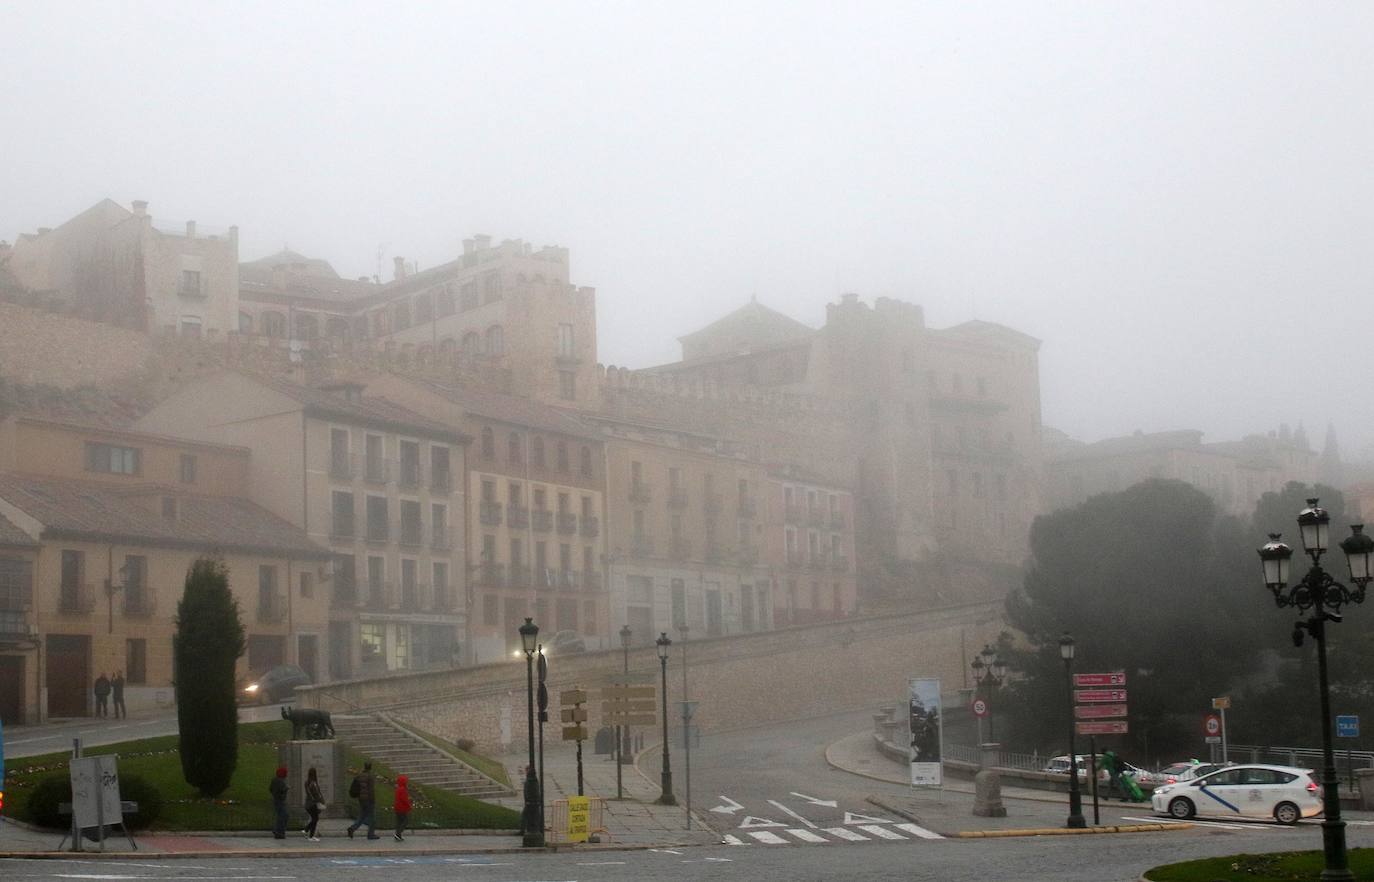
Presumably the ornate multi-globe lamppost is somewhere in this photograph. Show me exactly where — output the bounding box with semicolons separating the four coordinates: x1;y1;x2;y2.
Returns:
970;644;1008;743
518;617;544;848
1257;499;1373;882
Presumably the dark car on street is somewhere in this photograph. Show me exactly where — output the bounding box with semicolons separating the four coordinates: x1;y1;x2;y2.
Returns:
240;664;311;705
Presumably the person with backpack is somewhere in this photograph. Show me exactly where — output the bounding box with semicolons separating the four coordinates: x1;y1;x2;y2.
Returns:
303;766;325;841
346;762;378;840
392;775;411;841
269;766;289;839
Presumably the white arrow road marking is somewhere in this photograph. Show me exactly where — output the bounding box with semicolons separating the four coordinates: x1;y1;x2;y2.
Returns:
843;810;894;825
746;830;790;844
722;834;747;845
768;799;819;828
710;795;745;814
790;791;839;808
738;815;786;829
650;848;684;854
857;824;907;840
896;822;944;840
823;826;871;841
785;828;828;843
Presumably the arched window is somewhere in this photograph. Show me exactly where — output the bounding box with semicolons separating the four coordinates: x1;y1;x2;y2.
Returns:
483;273;503;302
481;427;495;459
293;313;318;340
580;446;593;477
325;317;350;339
461;331;481;354
485;325;505;356
262;311;286;338
508;432;523;465
532;436;545;468
556;441;569;472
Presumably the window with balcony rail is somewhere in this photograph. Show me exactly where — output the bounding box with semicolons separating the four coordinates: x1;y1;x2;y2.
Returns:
178;269;203;298
400;500;423;546
399;441;421;488
366;496;389;541
332;491;355;538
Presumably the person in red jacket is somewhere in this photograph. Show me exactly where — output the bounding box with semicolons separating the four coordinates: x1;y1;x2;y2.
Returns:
392;775;411;841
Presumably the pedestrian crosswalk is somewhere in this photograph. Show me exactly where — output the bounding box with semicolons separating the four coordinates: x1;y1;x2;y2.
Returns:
724;820;944;846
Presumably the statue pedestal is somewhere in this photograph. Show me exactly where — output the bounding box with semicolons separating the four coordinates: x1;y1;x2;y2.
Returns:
972;743;1007;818
277;740;346;818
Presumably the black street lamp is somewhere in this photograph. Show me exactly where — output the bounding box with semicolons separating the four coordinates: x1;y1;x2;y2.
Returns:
1257;500;1372;882
655;631;676;805
1060;633;1086;829
970;643;1008;743
518;617;544;847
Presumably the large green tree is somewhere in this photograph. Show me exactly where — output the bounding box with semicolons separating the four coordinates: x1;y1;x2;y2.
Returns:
1002;479;1265;763
174;557;246;797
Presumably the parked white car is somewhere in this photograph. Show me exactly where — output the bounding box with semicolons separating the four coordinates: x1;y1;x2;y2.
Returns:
1151;764;1322;825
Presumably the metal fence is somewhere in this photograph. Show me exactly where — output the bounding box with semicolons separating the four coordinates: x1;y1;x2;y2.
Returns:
1227;744;1374;770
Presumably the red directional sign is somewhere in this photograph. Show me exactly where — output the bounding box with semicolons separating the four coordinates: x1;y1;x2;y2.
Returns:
1075;704;1128;719
1074;688;1128;704
1073;672;1127;688
1076;720;1129;736
971;697;989;718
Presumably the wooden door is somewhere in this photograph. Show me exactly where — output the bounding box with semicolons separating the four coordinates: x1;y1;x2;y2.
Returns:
47;634;91;717
0;654;25;724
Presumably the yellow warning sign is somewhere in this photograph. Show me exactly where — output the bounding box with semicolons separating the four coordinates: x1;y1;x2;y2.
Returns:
567;795;590;843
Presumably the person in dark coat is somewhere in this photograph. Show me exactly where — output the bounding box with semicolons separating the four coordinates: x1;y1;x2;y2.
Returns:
303;766;324;841
269;766;289;839
392;775;411;841
93;673;110;718
111;671;126;720
346;762;378;840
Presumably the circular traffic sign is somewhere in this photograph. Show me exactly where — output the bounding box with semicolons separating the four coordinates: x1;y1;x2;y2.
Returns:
972;697;989;718
1204;713;1222;736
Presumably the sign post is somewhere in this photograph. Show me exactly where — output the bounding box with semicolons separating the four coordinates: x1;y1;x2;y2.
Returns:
1203;712;1222;761
1212;697;1231;763
1072;672;1127;820
1337;715;1360;789
560;689;589;796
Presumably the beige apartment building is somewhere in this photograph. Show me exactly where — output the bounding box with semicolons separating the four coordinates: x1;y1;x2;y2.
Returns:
769;468;858;625
0;422;329;724
6;198;239;334
135;372;471;680
592;415;774;642
364;376;609;662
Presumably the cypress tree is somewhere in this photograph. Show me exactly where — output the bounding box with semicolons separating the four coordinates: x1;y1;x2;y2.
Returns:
174;557;246;797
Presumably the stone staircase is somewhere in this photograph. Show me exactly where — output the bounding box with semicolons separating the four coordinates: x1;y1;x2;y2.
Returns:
332;714;513;801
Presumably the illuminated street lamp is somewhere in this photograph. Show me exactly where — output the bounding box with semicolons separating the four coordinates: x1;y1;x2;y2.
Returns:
1256;501;1373;882
1060;633;1085;829
518;617;543;847
655;631;676;805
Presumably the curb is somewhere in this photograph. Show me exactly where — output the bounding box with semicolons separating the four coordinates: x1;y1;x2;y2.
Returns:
953;823;1192;838
631;741;716;833
0;840;703;861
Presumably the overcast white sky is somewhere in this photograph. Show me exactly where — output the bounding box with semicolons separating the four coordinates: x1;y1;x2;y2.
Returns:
4;2;1373;453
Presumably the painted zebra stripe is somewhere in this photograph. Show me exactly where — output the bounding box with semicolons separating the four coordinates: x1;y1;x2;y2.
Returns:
786;828;829;843
822;826;871;841
895;822;944;840
722;834;747;845
857;824;907;840
747;831;790;844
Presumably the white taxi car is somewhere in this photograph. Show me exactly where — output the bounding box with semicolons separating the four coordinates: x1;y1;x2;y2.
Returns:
1151;763;1322;825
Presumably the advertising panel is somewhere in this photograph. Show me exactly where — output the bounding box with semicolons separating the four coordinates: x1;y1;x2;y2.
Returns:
908;678;943;788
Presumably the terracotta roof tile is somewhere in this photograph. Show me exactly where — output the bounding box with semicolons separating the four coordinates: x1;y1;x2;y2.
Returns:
410;380;602;441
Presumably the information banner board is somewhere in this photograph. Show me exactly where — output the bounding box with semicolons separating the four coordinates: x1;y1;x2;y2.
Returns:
908;678;943;788
69;755;122;830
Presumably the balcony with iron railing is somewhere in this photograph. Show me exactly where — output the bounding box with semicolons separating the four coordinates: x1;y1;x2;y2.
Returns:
669;535;692;561
509;563;532;587
430;469;453;494
738;497;758;519
808;550;828;570
479;501;503;526
736;543;760;566
785;502;805;524
329;451;354;479
807;507;827;527
331;513;356;540
123;588;156;618
397;459;424;490
703;493;724;514
476;563;505;588
580;515;600;537
785;548;806;569
332;578;359;608
667;487;688;509
58;583;97;615
430;525;452;550
830;511;848;531
580;569;602;590
704;541;725;564
535;568;559;591
364;581;394;611
432;585;455;612
399;519;424;547
557;512;577;535
558;570;580;590
508;505;530;529
629;481;652;504
365;518;390;543
363;457;392;485
531;509;554;532
631;533;655;557
257;591;287;624
399;582;422;612
831;553;850;572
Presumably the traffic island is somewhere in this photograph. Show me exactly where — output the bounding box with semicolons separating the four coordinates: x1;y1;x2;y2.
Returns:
1142;848;1374;881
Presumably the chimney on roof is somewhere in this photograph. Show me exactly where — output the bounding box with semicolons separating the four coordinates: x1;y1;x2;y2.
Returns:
394;256;407;281
463;238;475;255
473;234;492;250
229;225;239;248
132;200;148;217
185;220;196;239
37;227;51;235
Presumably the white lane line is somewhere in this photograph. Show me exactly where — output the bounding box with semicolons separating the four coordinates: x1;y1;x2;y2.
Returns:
1120;815;1267;831
857;824;906;840
822;826;871;841
722;834;747;845
747;830;790;844
578;861;627;865
896;822;944;840
785;828;828;843
649;848;683;854
767;799;819;828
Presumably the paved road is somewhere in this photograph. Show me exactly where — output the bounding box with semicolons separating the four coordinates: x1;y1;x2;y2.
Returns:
5;704;287;758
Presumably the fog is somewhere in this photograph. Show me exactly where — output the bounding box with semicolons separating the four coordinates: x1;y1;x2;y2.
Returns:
5;2;1374;450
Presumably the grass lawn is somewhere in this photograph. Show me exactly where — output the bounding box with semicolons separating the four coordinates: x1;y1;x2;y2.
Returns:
3;719;520;832
1144;848;1374;881
391;719;511;787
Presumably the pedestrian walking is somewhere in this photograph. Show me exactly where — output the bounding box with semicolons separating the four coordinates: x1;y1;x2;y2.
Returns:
111;670;126;720
392;775;411;841
269;766;289;839
346;762;379;840
303;767;324;841
93;673;110;718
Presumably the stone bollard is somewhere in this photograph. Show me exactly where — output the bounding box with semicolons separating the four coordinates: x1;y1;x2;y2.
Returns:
973;743;1007;817
1356;768;1374;810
